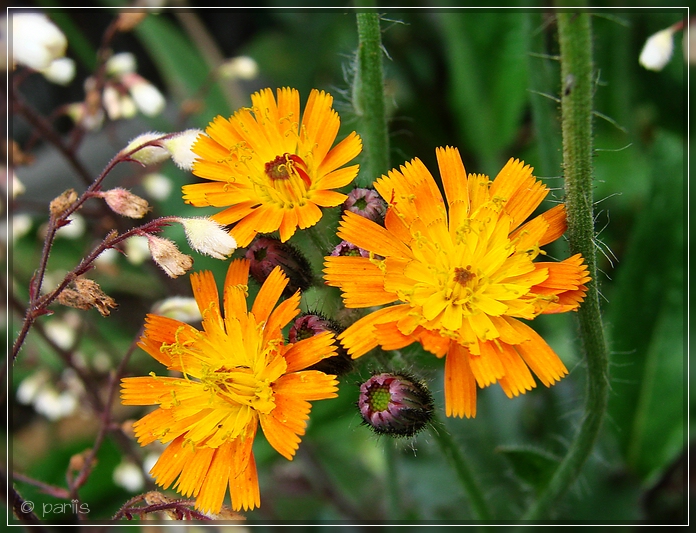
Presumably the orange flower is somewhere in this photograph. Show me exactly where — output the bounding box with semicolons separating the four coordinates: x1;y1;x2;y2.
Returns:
121;259;339;513
183;87;362;247
324;147;590;418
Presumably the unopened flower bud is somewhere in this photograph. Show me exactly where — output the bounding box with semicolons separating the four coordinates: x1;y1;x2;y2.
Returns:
40;57;76;85
330;240;371;257
12;13;67;71
123;73;165;116
246;236;313;296
122;132;170;165
161;129;203;170
106;52;137;77
639;27;676;71
289;313;353;376
343;188;387;223
177;217;237;259
217;56;259;80
99;187;150;218
358;372;434;437
147;235;194;278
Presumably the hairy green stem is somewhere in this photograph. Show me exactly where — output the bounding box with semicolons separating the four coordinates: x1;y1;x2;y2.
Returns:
430;417;493;521
354;11;390;186
521;11;609;520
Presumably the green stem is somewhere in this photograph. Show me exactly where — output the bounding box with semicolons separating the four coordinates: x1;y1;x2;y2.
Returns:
354;11;390;186
521;10;609;520
430;416;493;521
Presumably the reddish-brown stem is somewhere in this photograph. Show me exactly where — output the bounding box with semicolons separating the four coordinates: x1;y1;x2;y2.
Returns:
12;472;72;500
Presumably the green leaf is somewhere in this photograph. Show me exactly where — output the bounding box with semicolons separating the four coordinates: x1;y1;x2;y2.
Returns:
606;130;685;484
437;11;530;172
497;445;561;495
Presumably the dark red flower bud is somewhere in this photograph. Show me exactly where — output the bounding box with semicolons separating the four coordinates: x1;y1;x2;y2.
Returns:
289;313;353;376
343;187;387;223
330;240;370;258
246;236;313;296
358;372;434;437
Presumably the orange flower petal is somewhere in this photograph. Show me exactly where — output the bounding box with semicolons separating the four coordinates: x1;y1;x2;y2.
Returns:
445;343;477;418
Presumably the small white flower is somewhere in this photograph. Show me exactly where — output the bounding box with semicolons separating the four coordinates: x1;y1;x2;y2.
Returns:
147;235;194;278
177;217;237;259
94;247;120;268
34;388;78;421
218;55;259;80
17;370;50;404
142;172;173;201
106;52;137;76
639;27;676;71
12;172;25;199
12;214;33;240
55;214;86;239
123;73;165;116
152;296;202;323
113;461;145;492
40;57;76;85
45;317;77;350
162;129;203;170
12;13;67;71
124;235;151;265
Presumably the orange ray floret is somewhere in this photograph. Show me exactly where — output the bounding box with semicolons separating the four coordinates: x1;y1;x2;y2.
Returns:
121;259;338;514
183;87;362;247
324;146;590;418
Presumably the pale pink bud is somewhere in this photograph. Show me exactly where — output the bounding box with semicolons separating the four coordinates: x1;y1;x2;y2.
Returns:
99;188;151;218
146;235;193;278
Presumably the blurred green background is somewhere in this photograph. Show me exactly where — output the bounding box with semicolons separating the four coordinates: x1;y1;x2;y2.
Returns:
9;2;688;525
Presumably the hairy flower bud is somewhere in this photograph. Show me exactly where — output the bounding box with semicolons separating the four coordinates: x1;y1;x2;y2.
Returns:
217;56;259;80
123;132;170;165
49;188;78;218
246;236;313;296
99;187;150;218
330;240;371;258
343;187;387;223
289;313;353;376
147;235;194;278
161;129;203;170
358;372;434;437
177;217;237;259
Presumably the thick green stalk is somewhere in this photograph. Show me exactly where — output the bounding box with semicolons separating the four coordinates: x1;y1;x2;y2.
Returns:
521;11;609;520
354;12;390;186
430;417;493;521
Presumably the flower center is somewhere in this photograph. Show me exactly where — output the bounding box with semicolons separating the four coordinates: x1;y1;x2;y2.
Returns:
211;365;276;415
366;382;392;412
264;153;311;188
